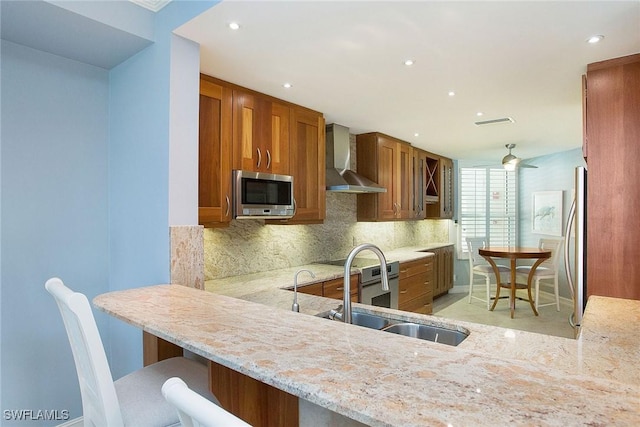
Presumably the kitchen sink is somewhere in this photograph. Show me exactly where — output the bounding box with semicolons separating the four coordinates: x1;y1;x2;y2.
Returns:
319;311;469;346
381;323;469;346
350;311;393;329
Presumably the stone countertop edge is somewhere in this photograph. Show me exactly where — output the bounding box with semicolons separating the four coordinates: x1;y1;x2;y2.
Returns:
94;285;640;427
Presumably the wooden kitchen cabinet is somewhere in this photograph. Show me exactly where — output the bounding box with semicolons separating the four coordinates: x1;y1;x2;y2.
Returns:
279;107;326;224
412;148;427;219
199;74;326;227
322;276;359;302
198;76;233;227
398;257;433;314
584;53;640;300
431;245;454;297
425;155;454;219
296;282;323;296
356;132;414;221
295;275;359;302
232;89;290;175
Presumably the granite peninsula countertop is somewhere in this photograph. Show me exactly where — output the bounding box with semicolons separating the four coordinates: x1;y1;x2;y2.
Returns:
93;245;639;425
94;285;640;426
204;244;640;388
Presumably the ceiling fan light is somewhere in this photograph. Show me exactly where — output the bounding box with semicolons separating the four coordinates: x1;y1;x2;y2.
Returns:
502;153;517;164
503;161;517;171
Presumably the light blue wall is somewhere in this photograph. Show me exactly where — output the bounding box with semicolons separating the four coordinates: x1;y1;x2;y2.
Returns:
1;0;218;423
106;0;217;380
518;148;586;299
452;149;586;295
1;39;109;423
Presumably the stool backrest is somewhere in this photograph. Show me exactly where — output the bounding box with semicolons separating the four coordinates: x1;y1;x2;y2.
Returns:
45;278;123;427
162;377;251;427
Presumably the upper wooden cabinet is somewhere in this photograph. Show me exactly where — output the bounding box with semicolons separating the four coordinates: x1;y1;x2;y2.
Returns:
232;89;290;175
356;132;414;221
287;107;326;223
198;77;233;227
425;155;454;219
584;53;640;300
412;148;427;219
199;75;326;226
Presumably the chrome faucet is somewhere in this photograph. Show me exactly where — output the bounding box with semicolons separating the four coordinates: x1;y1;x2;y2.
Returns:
292;269;316;312
341;243;389;323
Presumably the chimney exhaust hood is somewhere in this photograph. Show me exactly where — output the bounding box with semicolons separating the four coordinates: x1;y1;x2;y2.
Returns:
325;124;386;193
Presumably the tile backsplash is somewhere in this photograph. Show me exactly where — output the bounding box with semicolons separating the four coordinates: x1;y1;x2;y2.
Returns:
204;192;450;280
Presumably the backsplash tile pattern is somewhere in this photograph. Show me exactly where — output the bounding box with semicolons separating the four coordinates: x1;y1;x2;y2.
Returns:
204;193;450;280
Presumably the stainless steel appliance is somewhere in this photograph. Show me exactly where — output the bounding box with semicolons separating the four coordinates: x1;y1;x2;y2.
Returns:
232;170;295;219
564;166;587;335
325;123;387;193
323;257;399;309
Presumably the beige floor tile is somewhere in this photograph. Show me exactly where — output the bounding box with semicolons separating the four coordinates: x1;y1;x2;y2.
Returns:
432;290;575;339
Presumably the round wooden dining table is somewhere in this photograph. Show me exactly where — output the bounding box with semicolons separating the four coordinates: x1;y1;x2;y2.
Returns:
478;246;551;319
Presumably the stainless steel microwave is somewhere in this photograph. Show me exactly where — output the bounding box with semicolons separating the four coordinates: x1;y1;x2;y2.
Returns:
233;170;295;219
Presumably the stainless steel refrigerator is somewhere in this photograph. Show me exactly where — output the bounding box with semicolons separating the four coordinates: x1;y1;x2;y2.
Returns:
564;166;587;336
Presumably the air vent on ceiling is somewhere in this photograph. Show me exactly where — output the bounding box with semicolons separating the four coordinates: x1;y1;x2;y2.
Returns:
474;117;515;126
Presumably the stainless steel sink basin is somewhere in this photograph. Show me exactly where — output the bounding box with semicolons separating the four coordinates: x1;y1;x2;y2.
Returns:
350;312;393;329
320;311;392;329
381;323;468;346
319;311;468;346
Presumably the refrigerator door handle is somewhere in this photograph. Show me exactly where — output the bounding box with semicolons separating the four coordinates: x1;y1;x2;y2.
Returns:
564;199;576;301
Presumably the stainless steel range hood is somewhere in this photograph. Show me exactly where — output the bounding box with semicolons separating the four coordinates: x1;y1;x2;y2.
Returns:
325;124;386;193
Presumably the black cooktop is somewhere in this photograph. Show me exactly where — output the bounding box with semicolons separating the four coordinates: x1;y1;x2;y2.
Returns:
321;257;384;269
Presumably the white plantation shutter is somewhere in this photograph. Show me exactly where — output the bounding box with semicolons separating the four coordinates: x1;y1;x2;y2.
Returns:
460;168;517;255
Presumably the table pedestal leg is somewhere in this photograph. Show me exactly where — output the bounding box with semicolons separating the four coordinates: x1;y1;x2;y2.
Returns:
527;258;546;317
483;256;502;312
509;259;517;318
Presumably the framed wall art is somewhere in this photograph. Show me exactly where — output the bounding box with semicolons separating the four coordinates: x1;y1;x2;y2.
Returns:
532;191;563;236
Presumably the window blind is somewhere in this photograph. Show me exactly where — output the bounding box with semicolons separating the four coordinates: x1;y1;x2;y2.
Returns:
459;167;517;255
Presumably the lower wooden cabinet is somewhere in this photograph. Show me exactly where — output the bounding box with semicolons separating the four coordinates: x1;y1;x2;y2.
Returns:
296;275;359;302
431;245;454;297
398;257;433;314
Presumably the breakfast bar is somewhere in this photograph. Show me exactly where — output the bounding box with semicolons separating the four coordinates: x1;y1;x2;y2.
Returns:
94;284;640;427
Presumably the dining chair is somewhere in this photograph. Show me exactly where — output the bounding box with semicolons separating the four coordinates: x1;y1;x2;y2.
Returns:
515;238;563;311
466;237;510;310
45;277;219;426
162;377;251;427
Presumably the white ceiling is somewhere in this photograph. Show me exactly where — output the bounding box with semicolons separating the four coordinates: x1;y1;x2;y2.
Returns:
175;0;640;164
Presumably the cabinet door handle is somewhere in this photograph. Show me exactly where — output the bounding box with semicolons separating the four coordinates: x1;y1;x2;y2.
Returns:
336;287;344;291
256;148;262;168
400;290;408;294
225;195;230;217
266;149;272;170
400;269;408;273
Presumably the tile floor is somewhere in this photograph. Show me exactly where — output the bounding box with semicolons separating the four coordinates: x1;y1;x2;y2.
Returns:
432;289;576;339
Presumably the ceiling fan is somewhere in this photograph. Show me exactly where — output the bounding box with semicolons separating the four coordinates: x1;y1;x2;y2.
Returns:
501;144;537;170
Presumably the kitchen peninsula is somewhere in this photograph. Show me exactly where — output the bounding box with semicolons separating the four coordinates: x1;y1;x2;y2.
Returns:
94;273;640;426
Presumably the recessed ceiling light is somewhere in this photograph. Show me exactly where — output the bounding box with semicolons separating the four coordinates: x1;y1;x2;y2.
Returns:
404;59;415;66
448;91;455;97
476;112;484;117
414;133;420;137
587;35;604;44
283;83;292;89
229;22;240;30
